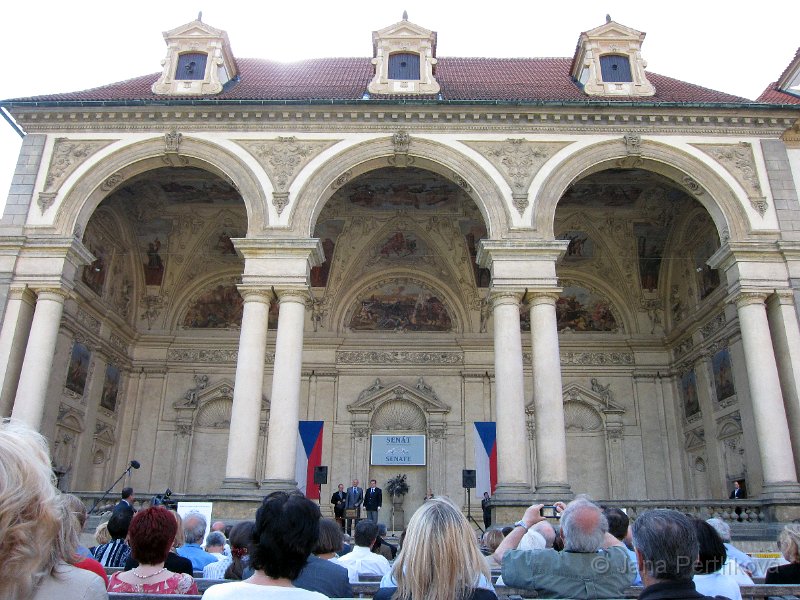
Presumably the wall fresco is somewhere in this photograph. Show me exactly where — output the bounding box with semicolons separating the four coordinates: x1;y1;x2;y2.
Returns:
65;342;91;395
349;282;452;331
555;286;618;332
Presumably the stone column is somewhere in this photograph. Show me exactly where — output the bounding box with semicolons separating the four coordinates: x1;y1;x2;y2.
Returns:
529;292;572;499
0;286;35;417
221;289;272;490
490;291;533;506
262;289;308;493
767;291;800;479
11;288;69;428
735;291;800;499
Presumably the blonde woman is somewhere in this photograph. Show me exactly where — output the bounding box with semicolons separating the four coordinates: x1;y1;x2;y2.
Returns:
0;419;107;600
376;496;496;600
766;524;800;583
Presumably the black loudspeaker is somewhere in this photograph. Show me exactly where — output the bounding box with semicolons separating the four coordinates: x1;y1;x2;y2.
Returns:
313;466;328;485
462;469;476;489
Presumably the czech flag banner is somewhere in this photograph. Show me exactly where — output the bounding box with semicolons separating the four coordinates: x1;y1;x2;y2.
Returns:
296;421;324;499
474;422;497;495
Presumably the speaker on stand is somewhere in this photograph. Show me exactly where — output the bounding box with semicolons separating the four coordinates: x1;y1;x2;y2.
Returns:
314;466;328;504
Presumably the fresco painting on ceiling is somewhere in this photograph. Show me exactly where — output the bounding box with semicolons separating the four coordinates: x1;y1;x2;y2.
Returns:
137;218;172;287
555;286;617;332
559;183;642;208
349;282;452;331
558;230;594;259
65;341;91;396
157;170;242;204
712;348;736;402
342;167;463;211
82;244;108;295
100;364;121;412
216;230;240;255
459;220;490;288
681;369;700;418
694;235;721;300
184;284;244;328
378;231;423;259
634;223;668;291
310;219;344;287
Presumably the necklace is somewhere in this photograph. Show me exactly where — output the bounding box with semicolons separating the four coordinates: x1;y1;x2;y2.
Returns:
131;567;167;579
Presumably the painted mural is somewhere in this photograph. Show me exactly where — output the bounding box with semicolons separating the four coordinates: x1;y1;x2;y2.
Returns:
349;281;452;331
459;219;490;288
82;244;108;295
634;223;668;291
65;342;91;395
100;364;121;411
712;348;736;401
554;286;618;332
183;284;244;328
558;230;594;259
681;370;700;418
338;167;466;211
310;219;344;287
137;217;172;287
694;234;721;300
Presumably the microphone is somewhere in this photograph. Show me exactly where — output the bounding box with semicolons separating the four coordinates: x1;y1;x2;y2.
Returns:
130;460;141;469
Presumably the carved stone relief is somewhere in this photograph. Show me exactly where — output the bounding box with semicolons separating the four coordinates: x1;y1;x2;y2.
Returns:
693;142;768;216
463;140;570;214
38;138;114;213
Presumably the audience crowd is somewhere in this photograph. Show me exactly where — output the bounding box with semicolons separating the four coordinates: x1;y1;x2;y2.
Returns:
4;418;800;600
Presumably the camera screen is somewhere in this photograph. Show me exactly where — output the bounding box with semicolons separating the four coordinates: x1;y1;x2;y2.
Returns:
539;505;558;518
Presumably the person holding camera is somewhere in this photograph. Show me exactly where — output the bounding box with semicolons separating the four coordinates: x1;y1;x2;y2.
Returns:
493;498;634;599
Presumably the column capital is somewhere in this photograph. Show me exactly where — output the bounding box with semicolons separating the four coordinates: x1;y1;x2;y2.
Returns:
489;290;523;308
33;287;70;302
770;289;797;305
274;287;309;304
236;286;274;304
6;285;35;304
526;289;561;307
731;290;768;308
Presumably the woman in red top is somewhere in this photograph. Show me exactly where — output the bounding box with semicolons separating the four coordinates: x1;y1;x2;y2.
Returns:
107;506;198;594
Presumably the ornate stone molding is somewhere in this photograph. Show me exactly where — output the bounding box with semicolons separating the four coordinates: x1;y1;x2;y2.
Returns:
101;171;125;192
38;138;114;213
559;351;635;366
674;337;694;359
76;309;101;334
463;139;570;214
331;169;352;190
164;129;182;153
700;312;727;338
733;291;767;309
693;142;768;216
388;131;413;167
109;333;127;354
336;350;463;365
166;347;276;363
237;137;338;214
617;133;644;169
681;176;704;196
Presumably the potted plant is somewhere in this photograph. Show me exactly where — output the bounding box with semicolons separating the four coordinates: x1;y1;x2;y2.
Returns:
386;473;409;532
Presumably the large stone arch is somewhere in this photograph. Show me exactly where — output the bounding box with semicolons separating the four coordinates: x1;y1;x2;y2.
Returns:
54;136;269;237
290;135;509;239
533;139;752;241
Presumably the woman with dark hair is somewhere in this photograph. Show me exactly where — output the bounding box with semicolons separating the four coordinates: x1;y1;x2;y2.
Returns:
107;506;198;594
315;518;345;560
692;518;741;600
202;492;327;599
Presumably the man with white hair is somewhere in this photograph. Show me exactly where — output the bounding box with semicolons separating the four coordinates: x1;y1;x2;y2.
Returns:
177;512;218;571
494;498;634;598
706;518;755;578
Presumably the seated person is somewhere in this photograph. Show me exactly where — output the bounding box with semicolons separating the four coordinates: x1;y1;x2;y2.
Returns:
92;507;133;567
334;519;391;583
176;512;218;571
107;506;198;594
494;498;634;599
766;524;800;584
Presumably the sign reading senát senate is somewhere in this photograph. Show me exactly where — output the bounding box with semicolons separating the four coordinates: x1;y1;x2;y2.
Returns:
370;434;426;466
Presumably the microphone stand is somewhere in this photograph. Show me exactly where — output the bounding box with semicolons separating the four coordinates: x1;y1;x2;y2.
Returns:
88;464;134;515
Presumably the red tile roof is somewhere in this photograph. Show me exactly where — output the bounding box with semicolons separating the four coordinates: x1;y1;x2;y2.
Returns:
757;83;800;105
4;57;758;105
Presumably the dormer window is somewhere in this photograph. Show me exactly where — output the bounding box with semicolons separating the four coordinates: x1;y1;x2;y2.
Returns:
389;53;421;80
176;52;208;80
570;18;655;97
152;16;238;96
368;13;440;96
600;55;632;83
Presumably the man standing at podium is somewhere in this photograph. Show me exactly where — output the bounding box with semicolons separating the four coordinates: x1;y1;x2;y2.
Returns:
364;479;383;523
345;479;364;535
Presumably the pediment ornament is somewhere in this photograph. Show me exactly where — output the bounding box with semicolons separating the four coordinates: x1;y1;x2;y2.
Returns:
692;142;768;216
348;378;450;416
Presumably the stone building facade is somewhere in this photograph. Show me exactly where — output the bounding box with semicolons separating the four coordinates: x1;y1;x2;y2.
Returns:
2;15;800;521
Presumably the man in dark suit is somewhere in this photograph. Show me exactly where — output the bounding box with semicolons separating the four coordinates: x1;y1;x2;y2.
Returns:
364;479;382;523
331;483;347;530
729;480;745;499
345;479;364;535
294;554;353;597
114;487;135;517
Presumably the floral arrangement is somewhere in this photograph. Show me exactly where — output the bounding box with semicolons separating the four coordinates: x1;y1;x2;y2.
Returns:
386;473;409;498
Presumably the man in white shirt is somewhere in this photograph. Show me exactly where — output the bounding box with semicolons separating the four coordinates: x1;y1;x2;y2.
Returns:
334;520;390;583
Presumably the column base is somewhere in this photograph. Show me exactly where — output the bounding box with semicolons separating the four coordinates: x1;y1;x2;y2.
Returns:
760;481;800;502
488;482;533;525
260;478;299;495
220;477;259;491
534;480;573;501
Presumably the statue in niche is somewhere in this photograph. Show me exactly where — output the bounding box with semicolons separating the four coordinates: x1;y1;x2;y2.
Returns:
590;378;613;407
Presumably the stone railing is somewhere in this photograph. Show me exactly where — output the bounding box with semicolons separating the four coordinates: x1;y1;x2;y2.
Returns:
597;499;766;523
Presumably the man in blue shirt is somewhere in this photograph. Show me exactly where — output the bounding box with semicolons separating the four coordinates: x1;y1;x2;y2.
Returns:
177;512;218;571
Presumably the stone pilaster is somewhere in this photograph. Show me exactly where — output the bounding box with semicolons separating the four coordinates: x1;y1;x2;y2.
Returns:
11;287;69;428
529;291;572;500
221;288;272;490
261;289;308;494
734;291;800;499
